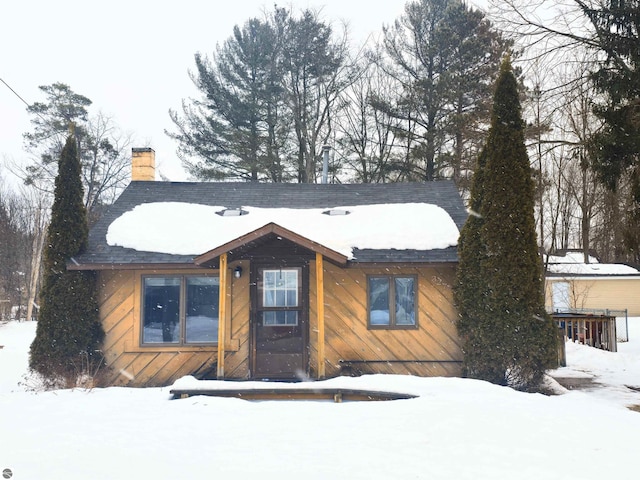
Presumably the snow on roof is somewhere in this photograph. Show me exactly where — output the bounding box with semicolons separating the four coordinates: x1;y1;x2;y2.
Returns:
546;252;640;276
106;202;460;259
547;252;600;264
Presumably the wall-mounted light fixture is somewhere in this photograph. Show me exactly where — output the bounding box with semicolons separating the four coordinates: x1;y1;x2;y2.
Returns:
234;266;243;278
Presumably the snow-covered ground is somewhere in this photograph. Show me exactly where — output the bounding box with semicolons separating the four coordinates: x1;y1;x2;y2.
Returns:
1;320;640;479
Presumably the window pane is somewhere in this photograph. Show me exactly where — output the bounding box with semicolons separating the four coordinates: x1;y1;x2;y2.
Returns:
285;271;298;306
185;277;219;343
286;289;297;307
143;277;180;344
285;270;297;289
369;277;390;325
275;289;286;306
264;271;276;289
285;311;299;325
395;277;416;325
263;269;298;307
264;289;276;307
263;311;298;326
263;311;276;326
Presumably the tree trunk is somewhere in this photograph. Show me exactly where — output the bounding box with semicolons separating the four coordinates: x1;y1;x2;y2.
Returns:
26;204;46;322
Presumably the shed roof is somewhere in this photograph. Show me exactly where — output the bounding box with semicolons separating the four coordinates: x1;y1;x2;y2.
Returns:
71;180;466;269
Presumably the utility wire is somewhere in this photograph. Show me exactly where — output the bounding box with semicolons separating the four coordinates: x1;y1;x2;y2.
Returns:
1;76;51;127
0;76;32;109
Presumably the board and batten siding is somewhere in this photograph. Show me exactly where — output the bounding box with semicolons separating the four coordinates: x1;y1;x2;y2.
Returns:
545;277;640;316
309;262;463;378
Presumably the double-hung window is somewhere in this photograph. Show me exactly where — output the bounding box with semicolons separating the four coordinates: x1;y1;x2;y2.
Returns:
367;275;417;328
141;275;219;345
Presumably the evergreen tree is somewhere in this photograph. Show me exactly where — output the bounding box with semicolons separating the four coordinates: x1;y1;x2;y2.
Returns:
23;83;131;218
454;148;490;376
374;0;512;181
30;134;104;385
580;0;640;263
455;58;556;390
169;13;289;181
169;7;349;183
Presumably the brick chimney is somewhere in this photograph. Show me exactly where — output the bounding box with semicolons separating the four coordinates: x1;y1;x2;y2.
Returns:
131;147;155;181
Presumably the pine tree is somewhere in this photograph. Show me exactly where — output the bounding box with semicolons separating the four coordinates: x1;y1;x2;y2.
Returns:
455;57;556;389
29;133;104;385
581;1;640;263
376;0;513;182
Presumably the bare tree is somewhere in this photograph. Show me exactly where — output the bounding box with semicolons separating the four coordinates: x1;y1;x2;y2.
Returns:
281;9;353;183
81;113;133;222
22;185;49;322
19;83;132;219
490;0;640;263
335;58;405;182
374;0;512;181
0;171;47;319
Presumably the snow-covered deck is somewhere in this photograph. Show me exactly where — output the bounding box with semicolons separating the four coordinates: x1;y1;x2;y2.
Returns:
169;386;416;402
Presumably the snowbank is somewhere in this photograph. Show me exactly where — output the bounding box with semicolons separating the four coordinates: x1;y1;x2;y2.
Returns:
2;320;640;479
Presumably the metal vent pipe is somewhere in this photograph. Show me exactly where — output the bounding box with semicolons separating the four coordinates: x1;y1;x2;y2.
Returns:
322;145;330;184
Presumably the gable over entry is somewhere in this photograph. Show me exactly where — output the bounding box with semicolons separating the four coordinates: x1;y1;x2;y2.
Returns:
194;222;348;268
194;223;345;380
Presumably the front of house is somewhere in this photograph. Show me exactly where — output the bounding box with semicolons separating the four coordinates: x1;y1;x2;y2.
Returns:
70;149;467;387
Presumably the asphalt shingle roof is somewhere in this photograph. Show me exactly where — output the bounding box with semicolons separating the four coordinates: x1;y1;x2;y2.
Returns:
73;180;467;267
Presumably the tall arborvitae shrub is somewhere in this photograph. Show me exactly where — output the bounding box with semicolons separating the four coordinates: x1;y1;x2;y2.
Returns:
455;57;556;390
30;134;104;385
454;148;492;377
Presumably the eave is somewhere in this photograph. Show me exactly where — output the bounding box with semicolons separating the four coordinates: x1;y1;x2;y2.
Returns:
67;261;212;271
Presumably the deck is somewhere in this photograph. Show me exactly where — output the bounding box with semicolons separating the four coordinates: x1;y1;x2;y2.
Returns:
170;387;417;402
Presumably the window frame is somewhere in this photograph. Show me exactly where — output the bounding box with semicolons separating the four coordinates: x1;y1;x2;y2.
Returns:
140;274;220;346
366;274;418;330
259;268;302;327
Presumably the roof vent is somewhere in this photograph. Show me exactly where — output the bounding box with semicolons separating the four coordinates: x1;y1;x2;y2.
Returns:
322;209;350;216
216;208;248;217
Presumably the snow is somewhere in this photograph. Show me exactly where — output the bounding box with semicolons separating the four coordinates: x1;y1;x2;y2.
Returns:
106;202;460;258
547;252;640;276
2;320;640;479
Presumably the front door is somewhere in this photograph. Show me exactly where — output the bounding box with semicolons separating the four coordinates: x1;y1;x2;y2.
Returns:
251;265;308;379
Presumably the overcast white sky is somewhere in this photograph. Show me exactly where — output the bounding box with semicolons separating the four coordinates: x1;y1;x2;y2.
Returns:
0;0;487;185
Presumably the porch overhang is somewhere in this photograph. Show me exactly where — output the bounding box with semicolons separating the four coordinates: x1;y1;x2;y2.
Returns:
194;222;349;267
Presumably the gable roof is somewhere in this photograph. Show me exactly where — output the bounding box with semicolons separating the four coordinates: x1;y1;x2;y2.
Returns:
70;180;467;269
546;252;640;278
194;222;349;266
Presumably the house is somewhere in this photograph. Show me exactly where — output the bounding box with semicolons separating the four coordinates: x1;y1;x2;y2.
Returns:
70;148;467;387
545;251;640;317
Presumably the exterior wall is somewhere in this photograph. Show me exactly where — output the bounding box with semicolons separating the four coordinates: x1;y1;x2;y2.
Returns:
545;277;640;316
309;262;463;378
97;260;463;387
97;266;249;387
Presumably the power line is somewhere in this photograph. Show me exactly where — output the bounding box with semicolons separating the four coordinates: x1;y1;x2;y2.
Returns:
0;76;32;109
1;77;50;126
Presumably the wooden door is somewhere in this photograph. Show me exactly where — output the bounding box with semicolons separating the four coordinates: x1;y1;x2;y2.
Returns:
251;265;308;379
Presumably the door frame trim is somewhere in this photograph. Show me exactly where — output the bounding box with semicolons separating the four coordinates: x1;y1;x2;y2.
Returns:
249;261;310;379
